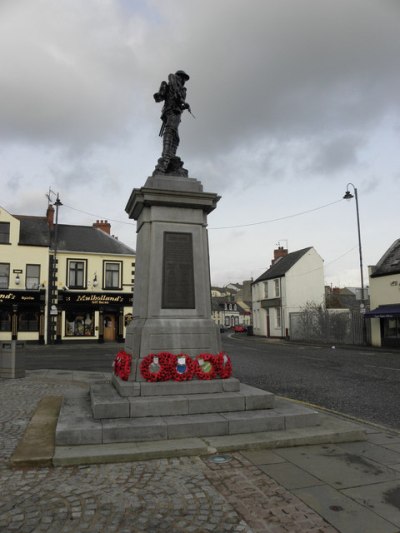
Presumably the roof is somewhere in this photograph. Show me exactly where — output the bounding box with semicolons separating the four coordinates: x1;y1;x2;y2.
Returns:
13;215;135;255
57;225;135;255
14;215;50;247
253;247;312;283
371;239;400;278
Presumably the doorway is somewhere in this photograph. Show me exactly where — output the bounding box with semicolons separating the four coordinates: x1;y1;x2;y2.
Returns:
103;314;116;341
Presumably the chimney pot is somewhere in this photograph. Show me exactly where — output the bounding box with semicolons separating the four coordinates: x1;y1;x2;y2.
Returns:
93;219;111;235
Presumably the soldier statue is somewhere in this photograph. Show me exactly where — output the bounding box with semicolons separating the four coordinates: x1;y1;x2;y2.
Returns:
153;70;192;176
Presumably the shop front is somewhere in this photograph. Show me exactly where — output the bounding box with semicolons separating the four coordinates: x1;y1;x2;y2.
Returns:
58;291;133;343
0;289;46;343
365;304;400;347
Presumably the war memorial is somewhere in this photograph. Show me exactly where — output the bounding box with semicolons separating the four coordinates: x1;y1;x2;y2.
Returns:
52;71;363;464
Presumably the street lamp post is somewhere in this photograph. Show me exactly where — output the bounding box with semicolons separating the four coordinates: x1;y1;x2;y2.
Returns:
343;183;365;308
47;191;62;344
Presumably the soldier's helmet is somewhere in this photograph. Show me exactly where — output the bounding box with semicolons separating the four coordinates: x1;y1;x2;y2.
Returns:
175;70;190;81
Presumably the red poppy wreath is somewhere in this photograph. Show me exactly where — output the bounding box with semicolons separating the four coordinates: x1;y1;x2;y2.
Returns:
113;351;132;381
140;352;175;382
195;353;217;380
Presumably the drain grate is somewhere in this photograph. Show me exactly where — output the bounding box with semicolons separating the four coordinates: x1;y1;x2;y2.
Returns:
208;454;232;464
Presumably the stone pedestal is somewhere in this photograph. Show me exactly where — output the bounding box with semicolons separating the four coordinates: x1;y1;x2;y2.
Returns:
125;174;222;380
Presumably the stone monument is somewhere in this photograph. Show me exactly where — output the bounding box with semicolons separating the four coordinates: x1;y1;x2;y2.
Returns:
124;70;222;381
54;71;323;459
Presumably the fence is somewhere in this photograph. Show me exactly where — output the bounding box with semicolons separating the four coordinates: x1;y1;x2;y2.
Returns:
289;309;371;345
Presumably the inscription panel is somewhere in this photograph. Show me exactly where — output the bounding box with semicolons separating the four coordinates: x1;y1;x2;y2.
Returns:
162;232;195;309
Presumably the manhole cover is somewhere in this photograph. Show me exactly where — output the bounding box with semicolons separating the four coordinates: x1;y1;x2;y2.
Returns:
208;454;232;464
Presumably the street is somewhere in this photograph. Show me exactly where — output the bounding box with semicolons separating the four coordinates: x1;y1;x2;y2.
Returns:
21;335;400;430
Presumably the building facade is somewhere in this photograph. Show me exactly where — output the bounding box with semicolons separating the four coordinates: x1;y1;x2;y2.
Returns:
252;246;325;338
0;205;135;344
366;239;400;347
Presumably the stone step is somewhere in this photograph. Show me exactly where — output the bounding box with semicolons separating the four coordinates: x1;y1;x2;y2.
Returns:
90;382;275;419
112;374;241;397
56;395;319;446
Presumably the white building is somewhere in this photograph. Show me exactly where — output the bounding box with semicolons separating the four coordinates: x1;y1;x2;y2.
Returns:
365;239;400;347
252;246;325;338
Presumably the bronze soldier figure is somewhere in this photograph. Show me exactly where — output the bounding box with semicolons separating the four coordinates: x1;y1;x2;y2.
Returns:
153;70;191;176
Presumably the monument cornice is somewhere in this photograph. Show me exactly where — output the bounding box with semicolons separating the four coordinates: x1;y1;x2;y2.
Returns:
126;185;221;221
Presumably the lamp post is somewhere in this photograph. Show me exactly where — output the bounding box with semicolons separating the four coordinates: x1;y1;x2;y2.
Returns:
343;183;365;309
47;191;62;343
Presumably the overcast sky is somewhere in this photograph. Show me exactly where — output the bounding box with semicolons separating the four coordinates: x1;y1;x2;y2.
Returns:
1;0;399;289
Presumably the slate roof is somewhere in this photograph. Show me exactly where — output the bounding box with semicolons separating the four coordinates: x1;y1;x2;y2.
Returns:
253;247;312;283
13;215;135;255
370;239;400;277
57;225;135;255
14;216;50;247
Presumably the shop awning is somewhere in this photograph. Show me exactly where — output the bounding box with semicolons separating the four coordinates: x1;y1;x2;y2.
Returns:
364;304;400;318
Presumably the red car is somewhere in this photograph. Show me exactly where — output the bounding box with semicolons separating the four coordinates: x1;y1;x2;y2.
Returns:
233;325;246;333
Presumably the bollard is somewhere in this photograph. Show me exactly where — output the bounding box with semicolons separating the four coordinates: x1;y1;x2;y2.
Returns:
0;341;26;379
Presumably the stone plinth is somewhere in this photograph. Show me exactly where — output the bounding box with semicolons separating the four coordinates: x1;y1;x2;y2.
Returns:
125;174;222;380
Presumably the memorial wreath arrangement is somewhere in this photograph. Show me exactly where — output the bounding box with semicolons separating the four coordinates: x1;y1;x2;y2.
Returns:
113;351;132;381
139;351;232;382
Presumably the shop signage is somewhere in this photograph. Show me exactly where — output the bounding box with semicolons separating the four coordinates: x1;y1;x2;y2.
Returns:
0;290;43;305
62;292;133;306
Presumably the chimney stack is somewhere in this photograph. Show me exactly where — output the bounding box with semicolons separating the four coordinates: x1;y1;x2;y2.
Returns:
272;246;288;265
46;204;55;230
93;219;111;235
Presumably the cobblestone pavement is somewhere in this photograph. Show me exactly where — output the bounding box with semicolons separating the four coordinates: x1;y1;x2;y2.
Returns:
0;374;336;532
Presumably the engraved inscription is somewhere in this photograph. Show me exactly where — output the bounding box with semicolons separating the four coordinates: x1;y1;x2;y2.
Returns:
162;232;195;309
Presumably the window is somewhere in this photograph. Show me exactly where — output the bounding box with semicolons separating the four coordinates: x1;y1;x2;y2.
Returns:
0;222;10;244
264;282;269;298
68;260;85;288
0;310;11;331
65;311;94;336
0;263;10;288
275;307;281;328
26;265;40;289
19;311;39;331
274;279;280;297
104;262;121;289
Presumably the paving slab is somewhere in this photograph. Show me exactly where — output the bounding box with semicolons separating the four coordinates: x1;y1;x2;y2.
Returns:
337;440;400;466
342;479;400;529
293;484;399;533
240;449;287;465
275;442;400;489
259;462;325;489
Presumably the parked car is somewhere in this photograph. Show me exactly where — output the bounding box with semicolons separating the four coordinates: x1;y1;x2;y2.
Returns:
233;325;247;333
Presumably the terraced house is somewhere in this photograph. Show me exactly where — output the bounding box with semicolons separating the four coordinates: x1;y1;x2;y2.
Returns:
0;205;135;344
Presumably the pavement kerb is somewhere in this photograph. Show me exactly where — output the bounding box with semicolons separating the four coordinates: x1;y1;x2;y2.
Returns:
11;395;63;467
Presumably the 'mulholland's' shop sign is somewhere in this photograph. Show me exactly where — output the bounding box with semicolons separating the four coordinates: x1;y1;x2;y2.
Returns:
61;291;133;306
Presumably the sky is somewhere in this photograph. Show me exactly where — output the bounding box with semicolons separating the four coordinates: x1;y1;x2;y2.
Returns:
1;0;399;289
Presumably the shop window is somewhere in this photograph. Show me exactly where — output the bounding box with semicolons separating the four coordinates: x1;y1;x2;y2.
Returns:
104;262;121;289
0;222;10;244
26;265;40;289
68;260;86;288
384;317;400;339
65;311;94;336
0;263;10;288
224;316;230;327
0;310;11;331
18;311;39;331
